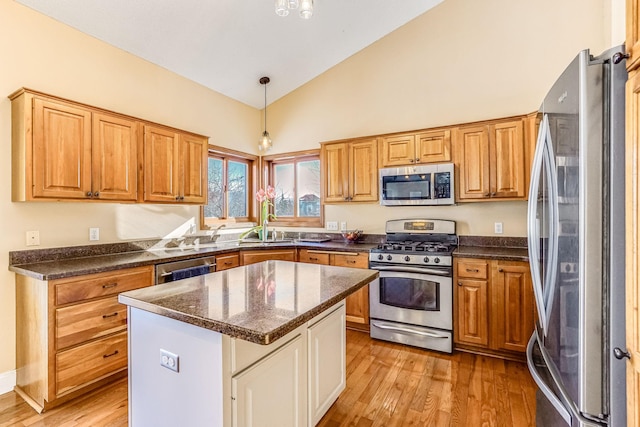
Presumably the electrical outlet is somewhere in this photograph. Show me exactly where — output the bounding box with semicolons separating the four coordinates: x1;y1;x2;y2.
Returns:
89;227;100;241
160;349;179;372
26;230;40;246
340;221;347;231
494;222;503;234
326;221;338;231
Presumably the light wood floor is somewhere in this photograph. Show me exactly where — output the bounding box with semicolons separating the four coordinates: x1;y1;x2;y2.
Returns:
0;330;536;427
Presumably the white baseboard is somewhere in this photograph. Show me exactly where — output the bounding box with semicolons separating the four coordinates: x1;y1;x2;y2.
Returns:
0;370;16;395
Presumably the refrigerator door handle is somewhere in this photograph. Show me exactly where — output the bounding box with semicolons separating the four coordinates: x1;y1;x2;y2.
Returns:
527;114;551;334
530;332;609;426
526;334;572;425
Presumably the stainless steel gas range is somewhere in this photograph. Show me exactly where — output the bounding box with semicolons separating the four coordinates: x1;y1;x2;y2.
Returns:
368;219;457;353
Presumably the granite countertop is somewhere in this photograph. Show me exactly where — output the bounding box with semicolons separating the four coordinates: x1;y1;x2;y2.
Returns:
454;236;529;262
9;240;380;281
118;260;378;345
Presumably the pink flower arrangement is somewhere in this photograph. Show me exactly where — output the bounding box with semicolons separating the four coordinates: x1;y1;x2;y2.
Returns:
241;185;277;239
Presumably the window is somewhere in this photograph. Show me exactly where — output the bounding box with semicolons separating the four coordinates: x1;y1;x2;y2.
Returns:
202;146;257;228
263;150;322;227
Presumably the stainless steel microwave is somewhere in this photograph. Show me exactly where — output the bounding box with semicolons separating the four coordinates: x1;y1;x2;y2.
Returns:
379;163;455;206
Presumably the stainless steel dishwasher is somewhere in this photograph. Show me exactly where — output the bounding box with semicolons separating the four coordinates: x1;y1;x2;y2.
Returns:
154;256;216;284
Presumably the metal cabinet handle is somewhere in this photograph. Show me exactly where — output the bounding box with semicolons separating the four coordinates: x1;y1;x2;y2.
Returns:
102;312;118;319
491;192;496;196
224;261;233;265
415;158;420;163
484;193;490;197
498;268;504;272
457;282;463;286
409;159;415;163
309;257;319;261
614;347;631;360
103;350;119;359
466;268;479;273
94;192;100;197
102;283;118;289
86;191;93;197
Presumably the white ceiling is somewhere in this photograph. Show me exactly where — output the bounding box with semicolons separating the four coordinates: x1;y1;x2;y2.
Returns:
15;0;443;109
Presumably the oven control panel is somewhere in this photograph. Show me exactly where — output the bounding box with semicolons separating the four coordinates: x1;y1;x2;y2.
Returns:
369;252;452;267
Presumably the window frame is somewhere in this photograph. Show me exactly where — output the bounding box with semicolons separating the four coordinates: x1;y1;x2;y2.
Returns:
261;149;323;228
201;145;258;229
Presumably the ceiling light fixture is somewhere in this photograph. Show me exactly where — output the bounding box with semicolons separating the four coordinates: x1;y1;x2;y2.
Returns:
259;76;272;152
275;0;313;19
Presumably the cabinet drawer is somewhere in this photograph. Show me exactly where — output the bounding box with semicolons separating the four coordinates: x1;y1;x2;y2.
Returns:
298;249;330;265
55;296;127;350
54;266;153;305
216;253;240;271
457;260;488;279
55;331;127;396
332;252;368;269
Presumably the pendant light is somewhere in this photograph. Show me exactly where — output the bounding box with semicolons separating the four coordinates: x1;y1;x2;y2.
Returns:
259;76;272;152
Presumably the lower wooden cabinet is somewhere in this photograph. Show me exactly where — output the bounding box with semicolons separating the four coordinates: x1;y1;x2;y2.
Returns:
15;265;153;412
216;252;240;271
454;257;534;358
240;249;296;265
298;249;370;332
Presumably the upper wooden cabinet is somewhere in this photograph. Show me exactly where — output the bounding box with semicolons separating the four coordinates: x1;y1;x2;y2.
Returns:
321;138;378;204
142;125;207;204
11;91;138;202
379;129;451;167
454;117;527;201
10;88;207;204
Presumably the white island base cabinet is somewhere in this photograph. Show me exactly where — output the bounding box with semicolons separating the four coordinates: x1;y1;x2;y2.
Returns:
127;301;346;427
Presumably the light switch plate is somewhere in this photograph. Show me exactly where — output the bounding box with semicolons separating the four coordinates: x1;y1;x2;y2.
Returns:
494;222;503;234
89;227;100;241
326;221;338;231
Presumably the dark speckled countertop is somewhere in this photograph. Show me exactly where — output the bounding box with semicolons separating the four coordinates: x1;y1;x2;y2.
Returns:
9;239;380;281
454;236;529;262
118;260;378;345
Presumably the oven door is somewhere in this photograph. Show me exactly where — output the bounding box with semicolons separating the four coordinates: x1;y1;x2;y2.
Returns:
369;268;452;331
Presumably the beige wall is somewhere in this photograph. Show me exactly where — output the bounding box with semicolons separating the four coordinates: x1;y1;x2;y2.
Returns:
0;0;616;385
0;1;259;381
266;0;610;236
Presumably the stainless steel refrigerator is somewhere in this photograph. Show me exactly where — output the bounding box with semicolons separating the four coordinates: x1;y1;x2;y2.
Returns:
526;46;628;426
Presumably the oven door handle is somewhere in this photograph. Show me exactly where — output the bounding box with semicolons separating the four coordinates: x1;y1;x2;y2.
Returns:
371;265;451;276
371;321;449;339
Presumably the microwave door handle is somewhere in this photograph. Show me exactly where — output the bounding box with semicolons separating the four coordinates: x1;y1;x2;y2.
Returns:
527;114;550;334
430;173;435;201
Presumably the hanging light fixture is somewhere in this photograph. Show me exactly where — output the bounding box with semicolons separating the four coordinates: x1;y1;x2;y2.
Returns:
259;76;272;152
275;0;313;19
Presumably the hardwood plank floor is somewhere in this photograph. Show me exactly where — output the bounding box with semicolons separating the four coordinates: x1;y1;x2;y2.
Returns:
0;330;536;427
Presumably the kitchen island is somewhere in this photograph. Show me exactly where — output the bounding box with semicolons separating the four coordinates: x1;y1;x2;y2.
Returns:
118;260;378;427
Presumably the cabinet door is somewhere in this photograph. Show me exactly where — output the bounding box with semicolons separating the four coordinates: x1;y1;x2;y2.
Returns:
456;125;490;200
491;262;534;353
415;129;451;164
240;249;296;266
143;125;180;202
349;139;378;202
490;120;526;198
628;0;640;72
332;252;369;330
232;335;306;427
179;133;208;204
379;134;416;167
91;112;139;201
322;142;349;203
455;278;489;347
32;98;92;199
308;305;346;426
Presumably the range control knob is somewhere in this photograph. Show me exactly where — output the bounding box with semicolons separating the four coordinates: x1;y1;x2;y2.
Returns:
404;256;411;262
377;254;384;261
423;257;430;263
387;255;393;261
434;257;441;264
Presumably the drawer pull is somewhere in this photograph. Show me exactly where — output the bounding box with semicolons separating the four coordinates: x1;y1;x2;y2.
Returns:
102;312;119;319
310;257;319;261
498;268;504;272
224;261;233;265
347;260;356;264
466;268;479;273
102;283;118;289
103;350;119;359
